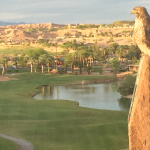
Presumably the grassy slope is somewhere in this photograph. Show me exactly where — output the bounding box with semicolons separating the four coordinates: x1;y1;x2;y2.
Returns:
0;46;34;54
0;70;129;150
0;46;54;55
0;137;17;150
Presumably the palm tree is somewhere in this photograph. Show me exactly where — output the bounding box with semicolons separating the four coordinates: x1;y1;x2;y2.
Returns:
39;54;47;73
25;50;36;73
78;61;83;74
75;46;87;65
74;48;86;74
65;53;76;73
29;57;35;73
61;49;70;56
63;61;69;74
18;55;28;68
103;48;109;62
46;54;54;72
116;45;127;62
87;47;94;66
109;43;119;54
12;53;19;70
87;66;92;75
33;48;47;66
0;55;9;75
109;58;120;77
127;44;141;60
90;44;100;65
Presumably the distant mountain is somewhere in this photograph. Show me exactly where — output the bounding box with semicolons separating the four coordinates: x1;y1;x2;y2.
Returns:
0;21;26;26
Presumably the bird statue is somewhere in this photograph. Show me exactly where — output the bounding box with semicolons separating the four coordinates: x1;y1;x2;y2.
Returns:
131;6;150;56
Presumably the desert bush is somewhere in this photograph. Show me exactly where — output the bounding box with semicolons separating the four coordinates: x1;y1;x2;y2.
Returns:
110;58;120;76
117;74;136;96
58;68;65;74
99;67;103;75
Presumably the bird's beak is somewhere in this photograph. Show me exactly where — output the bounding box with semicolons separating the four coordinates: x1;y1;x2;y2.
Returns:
130;9;134;14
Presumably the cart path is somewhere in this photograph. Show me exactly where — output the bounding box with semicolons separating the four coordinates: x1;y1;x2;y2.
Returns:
0;134;34;150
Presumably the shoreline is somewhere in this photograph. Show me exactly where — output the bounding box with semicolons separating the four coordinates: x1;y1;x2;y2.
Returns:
32;76;125;99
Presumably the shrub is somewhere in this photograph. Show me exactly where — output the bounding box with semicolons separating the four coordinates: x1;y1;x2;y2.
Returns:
109;58;120;76
58;68;65;74
132;56;137;64
34;65;41;72
136;60;140;65
15;70;18;72
103;63;109;68
7;70;11;73
99;67;103;75
117;74;136;96
132;70;137;74
87;66;92;75
119;68;128;72
68;72;72;75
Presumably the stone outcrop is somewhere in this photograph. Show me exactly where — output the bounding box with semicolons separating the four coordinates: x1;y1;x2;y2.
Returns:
128;56;150;150
0;22;134;46
3;23;65;30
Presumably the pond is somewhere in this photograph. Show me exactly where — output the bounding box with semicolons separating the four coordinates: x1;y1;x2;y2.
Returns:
33;82;131;111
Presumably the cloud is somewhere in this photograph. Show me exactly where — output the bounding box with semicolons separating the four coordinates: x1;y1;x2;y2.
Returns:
0;13;26;21
138;0;150;3
0;0;150;24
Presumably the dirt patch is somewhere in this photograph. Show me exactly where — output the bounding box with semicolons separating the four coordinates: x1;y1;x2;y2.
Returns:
0;76;18;81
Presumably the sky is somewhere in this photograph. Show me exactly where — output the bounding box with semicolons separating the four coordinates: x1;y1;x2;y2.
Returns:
0;0;150;24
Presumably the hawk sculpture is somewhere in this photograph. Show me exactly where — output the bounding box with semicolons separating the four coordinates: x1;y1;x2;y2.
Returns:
131;6;150;55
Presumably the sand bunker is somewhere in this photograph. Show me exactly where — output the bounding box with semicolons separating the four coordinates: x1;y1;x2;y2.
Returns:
0;76;18;81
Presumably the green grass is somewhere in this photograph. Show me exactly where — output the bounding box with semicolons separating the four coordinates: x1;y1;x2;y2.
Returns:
0;70;129;150
0;46;55;55
0;137;17;150
0;46;34;54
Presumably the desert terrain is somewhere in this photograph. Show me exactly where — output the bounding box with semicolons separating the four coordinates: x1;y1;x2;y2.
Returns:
0;23;134;53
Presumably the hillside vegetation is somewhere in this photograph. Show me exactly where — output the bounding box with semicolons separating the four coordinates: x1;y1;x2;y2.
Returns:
0;70;129;150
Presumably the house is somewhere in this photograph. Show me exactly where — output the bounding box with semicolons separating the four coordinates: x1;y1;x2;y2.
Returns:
113;33;122;37
68;24;77;28
123;24;130;28
128;64;139;72
57;56;65;65
56;37;66;39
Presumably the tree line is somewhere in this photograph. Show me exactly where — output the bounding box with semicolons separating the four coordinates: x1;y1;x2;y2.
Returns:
0;48;54;75
0;40;141;76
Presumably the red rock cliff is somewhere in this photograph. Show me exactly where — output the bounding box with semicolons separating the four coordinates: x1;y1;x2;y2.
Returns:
128;56;150;150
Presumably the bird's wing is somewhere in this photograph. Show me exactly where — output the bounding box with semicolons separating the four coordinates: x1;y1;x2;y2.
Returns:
132;29;138;45
142;16;150;47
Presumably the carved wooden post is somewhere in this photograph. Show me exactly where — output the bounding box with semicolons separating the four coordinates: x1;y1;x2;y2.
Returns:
128;56;150;150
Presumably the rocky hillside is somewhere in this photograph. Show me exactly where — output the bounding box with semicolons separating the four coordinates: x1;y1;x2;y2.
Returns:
0;23;134;48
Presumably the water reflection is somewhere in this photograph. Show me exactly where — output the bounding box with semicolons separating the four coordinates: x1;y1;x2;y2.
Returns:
34;82;131;111
118;97;131;111
103;84;109;93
